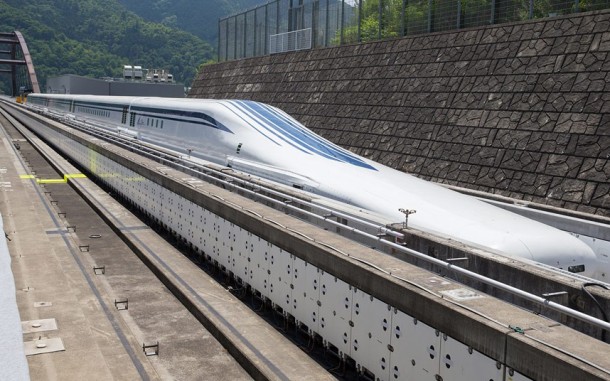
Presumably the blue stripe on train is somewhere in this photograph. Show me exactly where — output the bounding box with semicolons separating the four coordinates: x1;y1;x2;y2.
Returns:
232;100;376;171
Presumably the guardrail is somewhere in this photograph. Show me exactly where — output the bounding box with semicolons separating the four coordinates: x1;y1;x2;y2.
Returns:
19;102;610;337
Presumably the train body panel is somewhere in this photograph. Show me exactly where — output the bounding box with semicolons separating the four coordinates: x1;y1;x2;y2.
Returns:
27;93;603;279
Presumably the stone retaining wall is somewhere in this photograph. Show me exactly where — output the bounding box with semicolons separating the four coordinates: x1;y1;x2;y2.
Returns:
191;10;610;217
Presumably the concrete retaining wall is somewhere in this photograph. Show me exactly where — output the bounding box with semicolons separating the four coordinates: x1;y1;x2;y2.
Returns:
191;10;610;217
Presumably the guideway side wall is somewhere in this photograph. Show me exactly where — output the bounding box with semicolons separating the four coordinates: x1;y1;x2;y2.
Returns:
192;10;610;217
14;106;610;381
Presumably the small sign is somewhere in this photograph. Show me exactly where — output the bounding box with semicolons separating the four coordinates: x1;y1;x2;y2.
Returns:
440;288;484;301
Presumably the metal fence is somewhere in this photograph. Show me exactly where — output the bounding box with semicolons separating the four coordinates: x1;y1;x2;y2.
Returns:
218;0;610;61
269;28;313;54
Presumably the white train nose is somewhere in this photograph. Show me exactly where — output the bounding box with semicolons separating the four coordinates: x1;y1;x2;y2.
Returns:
487;228;598;277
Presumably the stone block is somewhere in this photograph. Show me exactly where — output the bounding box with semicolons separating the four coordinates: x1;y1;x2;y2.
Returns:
440;60;470;77
535;73;576;92
545;92;588;113
195;11;610;217
560;52;607;72
501;74;538;93
592;15;610;33
545;154;584;178
501;149;542;172
555;113;600;134
596;114;610;135
517;112;558;132
573;135;605;157
509;92;548;111
455;109;485;127
480;25;514;44
548;178;587;202
584;92;610;113
579;158;610;182
541;18;581;38
517;38;554;57
591;183;610;210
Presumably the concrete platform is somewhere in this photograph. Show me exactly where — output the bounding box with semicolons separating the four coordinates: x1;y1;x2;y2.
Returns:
1;101;341;381
0;110;252;380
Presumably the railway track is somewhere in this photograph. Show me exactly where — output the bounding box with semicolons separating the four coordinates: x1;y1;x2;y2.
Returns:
0;102;340;380
4;100;610;381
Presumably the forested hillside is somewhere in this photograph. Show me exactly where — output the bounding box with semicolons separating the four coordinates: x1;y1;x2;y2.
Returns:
0;0;245;93
117;0;263;42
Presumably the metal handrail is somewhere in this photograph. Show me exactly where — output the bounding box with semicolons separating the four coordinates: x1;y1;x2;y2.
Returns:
18;103;610;335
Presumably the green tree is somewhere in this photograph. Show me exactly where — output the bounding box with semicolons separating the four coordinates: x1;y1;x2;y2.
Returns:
0;0;215;90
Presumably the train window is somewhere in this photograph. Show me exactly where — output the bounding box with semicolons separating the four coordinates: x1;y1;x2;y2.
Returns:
121;106;128;124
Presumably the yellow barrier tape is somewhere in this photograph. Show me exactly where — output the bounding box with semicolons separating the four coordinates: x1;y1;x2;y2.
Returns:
20;174;87;183
65;174;87;179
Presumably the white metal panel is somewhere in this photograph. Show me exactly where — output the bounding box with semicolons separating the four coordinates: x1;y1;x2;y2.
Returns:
247;235;269;296
193;205;205;248
350;291;392;380
165;191;176;230
439;335;503;381
215;217;231;271
208;214;222;264
135;177;146;212
224;220;237;275
175;197;187;238
232;225;250;282
233;226;248;277
318;271;352;357
199;208;211;254
152;182;164;221
160;187;171;227
291;257;320;333
174;193;185;234
146;180;158;220
390;311;440;381
267;244;292;311
184;199;198;244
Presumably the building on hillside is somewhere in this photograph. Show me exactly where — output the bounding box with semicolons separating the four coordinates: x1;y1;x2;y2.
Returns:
46;72;184;98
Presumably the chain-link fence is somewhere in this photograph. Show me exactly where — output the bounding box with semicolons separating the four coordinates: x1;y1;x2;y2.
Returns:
219;0;610;61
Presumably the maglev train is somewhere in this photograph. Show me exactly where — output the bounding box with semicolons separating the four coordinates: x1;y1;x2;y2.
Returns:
27;93;604;279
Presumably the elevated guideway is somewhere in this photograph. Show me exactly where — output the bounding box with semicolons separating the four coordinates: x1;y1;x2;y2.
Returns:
3;100;610;381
